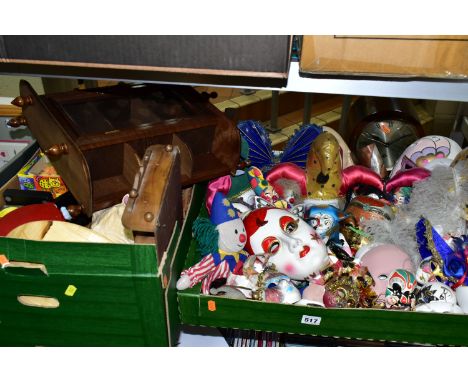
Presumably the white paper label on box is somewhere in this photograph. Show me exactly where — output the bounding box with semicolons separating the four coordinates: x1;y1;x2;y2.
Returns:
301;315;322;326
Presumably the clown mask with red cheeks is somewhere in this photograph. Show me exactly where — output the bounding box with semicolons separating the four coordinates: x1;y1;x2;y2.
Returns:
243;207;330;281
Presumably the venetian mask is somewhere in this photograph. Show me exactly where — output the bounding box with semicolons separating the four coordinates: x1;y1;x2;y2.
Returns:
392;186;413;206
243;207;330;280
455;286;468;314
237;257;301;304
304;204;345;240
321;261;377;308
390;135;462;177
253;273;302;304
415;258;437;284
231;188;257;215
306;131;342;201
345;195;395;224
385;269;417;308
357;244;415;299
341;195;394;253
297;283;326;307
247;166;287;209
415;282;463;314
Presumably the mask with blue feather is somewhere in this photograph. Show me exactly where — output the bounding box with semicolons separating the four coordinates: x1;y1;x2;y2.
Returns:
237;120;323;173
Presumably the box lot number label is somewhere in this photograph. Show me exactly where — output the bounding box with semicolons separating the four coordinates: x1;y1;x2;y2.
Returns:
301;315;322;325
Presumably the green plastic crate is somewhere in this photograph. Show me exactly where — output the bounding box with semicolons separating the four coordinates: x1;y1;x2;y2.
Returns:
177;186;468;346
0;184;205;347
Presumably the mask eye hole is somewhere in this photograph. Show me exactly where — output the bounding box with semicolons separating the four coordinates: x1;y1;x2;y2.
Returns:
261;236;280;255
378;274;388;280
279;216;298;234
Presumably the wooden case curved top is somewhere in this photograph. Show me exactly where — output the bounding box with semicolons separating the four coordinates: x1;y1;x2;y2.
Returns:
18;81;240;216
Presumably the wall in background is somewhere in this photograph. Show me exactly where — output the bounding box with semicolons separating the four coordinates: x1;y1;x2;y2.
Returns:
0;75;44;97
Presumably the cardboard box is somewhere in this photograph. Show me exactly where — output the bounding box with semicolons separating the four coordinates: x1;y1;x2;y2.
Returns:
17;151;68;198
177;185;468;346
0;175;205;346
300;35;468;79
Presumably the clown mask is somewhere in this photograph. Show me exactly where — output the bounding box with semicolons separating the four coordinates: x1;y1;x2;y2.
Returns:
243;207;330;280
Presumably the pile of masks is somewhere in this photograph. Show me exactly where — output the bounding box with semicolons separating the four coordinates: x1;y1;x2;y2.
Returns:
177;121;468;315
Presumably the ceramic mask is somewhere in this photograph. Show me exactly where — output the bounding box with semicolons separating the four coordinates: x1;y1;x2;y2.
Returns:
415;258;437;284
231;188;257;214
415;282;463;314
385;269;417;308
306;131;342;201
345;195;395;225
243;207;330;281
247;166;287;209
455;286;468;314
304;204;344;239
392;186;413;206
390;135;462;177
340;218;370;254
209;285;247;300
341;195;394;252
256;274;302;304
297;283;326;307
358;244;415;298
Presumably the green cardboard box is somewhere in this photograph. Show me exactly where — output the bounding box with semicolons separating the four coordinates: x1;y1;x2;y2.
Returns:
0;180;205;346
177;186;468;346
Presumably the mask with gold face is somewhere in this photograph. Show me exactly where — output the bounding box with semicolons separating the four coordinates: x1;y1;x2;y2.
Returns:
306;132;342;202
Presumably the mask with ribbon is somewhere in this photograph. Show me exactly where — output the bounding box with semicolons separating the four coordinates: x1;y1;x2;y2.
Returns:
416;217;468;289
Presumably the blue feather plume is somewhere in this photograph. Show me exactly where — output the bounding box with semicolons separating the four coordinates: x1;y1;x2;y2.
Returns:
280;124;323;168
237;121;323;172
237;120;275;171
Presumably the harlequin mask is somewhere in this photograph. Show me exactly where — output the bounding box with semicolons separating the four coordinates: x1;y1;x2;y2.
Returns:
247;166;287;209
243;207;330;280
385;269;417;308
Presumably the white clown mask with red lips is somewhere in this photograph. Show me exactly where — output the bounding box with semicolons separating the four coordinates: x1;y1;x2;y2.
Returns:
243;207;330;281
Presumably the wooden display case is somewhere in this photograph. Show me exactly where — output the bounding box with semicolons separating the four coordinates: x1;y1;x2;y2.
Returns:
12;80;240;216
